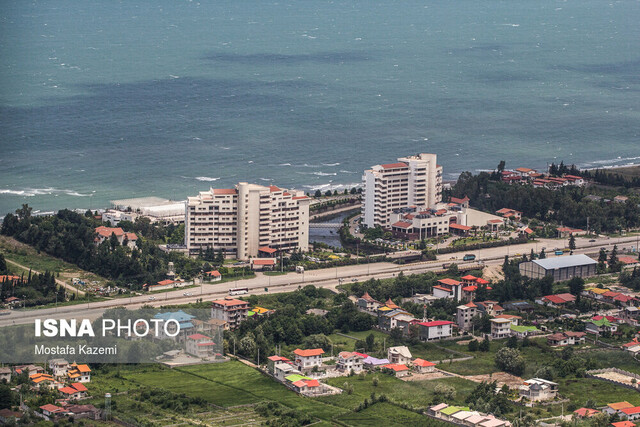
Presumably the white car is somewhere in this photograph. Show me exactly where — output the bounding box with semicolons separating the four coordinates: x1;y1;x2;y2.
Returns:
148;296;156;300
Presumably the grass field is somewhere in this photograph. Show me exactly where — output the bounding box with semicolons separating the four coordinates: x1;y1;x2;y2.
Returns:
121;361;349;422
0;235;105;291
335;402;450;427
321;374;476;411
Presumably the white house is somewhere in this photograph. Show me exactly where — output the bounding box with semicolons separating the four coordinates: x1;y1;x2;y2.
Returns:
337;352;364;372
185;333;216;358
490;318;512;339
48;359;69;377
292;348;324;370
412;358;436;373
387;346;412;365
519;378;558;402
417;320;454;341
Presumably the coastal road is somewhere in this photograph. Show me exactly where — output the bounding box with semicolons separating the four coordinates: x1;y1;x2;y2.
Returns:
2;233;638;327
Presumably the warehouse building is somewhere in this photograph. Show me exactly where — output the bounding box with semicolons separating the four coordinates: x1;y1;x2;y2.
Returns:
519;254;597;281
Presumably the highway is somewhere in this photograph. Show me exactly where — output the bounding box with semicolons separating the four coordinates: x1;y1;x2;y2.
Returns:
1;233;638;327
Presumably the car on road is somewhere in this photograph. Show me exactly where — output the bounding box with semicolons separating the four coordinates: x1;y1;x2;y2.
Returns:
148;296;155;300
352;278;358;282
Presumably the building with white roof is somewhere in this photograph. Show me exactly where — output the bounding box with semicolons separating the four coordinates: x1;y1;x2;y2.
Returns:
519;254;597;281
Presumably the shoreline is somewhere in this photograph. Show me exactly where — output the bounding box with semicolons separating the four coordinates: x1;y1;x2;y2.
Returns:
2;159;639;217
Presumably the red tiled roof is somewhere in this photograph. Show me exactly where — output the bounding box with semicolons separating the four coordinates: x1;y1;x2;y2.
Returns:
392;221;413;229
95;226;125;238
449;223;472;231
438;278;462;286
461;275;477;281
252;259;277;265
258;247;278;254
612;422;636;427
380;162;408;169
463;285;478;292
268;355;290;362
212;298;248;307
413;358;436;367
157;279;174;286
621;407;640;416
269;185;281;192
188;333;211;340
294;348;324;357
385;298;399;309
450;196;470;204
206;270;221;277
125;232;138;240
384;363;409;371
360;292;376;302
292;195;309;200
488;219;503;223
433;285;453;293
40;404;64;412
619;256;639;265
71;383;88;392
59;386;80;395
574;408;599;418
418;320;454;327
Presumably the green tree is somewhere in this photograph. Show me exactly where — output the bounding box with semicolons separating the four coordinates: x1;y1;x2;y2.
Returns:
568;277;585;300
468;339;479;352
569;234;576;252
539;248;546;259
609;245;621;272
314;190;322;198
365;333;375;352
479;336;490;352
0;253;6;274
495;347;525;375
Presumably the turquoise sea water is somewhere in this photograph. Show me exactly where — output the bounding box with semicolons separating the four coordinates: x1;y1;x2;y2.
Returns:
1;0;639;214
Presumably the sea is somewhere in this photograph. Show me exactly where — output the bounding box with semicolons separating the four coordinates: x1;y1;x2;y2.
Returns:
1;0;639;215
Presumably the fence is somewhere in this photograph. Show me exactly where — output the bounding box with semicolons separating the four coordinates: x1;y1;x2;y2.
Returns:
586;367;640;391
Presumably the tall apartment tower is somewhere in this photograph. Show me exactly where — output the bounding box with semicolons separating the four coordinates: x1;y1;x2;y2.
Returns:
362;153;442;228
185;182;310;260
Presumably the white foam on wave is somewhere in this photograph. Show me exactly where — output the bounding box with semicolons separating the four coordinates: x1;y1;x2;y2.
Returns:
302;182;361;192
322;162;341;166
581;156;640;167
312;172;337;176
0;187;92;197
195;176;220;182
339;170;357;174
278;163;292;166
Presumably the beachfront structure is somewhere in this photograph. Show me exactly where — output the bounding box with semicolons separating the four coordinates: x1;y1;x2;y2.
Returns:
211;297;250;329
519;254;597;281
361;153;442;228
185;182;310;260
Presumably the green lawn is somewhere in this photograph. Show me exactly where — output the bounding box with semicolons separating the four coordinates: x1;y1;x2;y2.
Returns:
559;377;640;407
123;361;349;422
335;402;450;427
321;373;476;411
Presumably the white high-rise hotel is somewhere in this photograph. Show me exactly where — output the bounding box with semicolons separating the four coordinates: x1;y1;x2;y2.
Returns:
185;182;310;260
362;153;442;228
